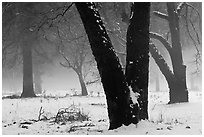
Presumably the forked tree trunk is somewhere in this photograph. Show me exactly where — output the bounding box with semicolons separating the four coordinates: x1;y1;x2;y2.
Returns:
167;3;188;103
125;2;150;120
76;2;139;130
21;42;36;97
150;3;188;104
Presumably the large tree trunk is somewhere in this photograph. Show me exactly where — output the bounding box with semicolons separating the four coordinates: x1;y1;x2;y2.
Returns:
125;3;150;120
21;42;36;97
76;2;139;130
167;3;188;103
77;72;88;96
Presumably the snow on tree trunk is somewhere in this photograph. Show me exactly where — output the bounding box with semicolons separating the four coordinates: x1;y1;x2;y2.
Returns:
75;2;139;130
21;42;36;98
167;3;188;103
125;3;150;120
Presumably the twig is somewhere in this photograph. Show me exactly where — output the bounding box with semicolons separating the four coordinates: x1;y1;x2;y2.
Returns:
38;106;44;121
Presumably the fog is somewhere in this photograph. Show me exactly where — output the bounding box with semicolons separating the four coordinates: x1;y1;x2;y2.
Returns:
2;2;202;96
2;47;202;95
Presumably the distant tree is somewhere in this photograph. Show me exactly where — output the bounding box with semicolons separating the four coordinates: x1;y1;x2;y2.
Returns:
56;29;90;96
2;2;72;97
2;3;38;97
42;17;93;96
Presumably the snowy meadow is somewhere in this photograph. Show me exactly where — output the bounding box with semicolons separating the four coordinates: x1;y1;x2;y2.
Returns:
2;91;202;135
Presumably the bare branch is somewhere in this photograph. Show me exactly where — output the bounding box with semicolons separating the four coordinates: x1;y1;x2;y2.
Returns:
149;32;172;55
59;62;70;68
185;3;202;31
37;3;74;31
38;106;44;121
153;11;169;20
184;6;201;62
50;3;74;21
149;43;175;81
189;18;201;45
86;78;101;85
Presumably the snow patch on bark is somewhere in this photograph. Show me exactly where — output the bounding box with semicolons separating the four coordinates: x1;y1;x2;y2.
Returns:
129;86;140;105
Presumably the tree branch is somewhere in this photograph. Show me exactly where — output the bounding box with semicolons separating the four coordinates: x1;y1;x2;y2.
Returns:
184;7;201;62
37;2;74;31
153;11;169;20
149;32;172;55
59;62;69;68
185;2;202;31
189;18;201;45
149;43;175;82
50;2;74;21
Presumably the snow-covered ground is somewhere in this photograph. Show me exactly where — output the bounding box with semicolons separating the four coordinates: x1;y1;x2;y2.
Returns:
1;91;202;135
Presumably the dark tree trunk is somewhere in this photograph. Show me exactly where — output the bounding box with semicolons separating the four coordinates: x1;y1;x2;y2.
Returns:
125;3;150;120
77;72;88;96
33;64;42;94
167;3;188;103
21;42;36;98
76;2;139;130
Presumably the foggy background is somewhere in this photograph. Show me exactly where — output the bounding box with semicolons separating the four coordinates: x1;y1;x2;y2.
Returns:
2;2;202;96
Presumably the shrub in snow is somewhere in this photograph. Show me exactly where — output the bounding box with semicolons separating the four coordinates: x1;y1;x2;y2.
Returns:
55;103;89;124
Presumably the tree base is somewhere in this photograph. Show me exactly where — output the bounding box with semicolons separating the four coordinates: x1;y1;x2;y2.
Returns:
169;87;188;104
21;91;36;98
109;122;123;130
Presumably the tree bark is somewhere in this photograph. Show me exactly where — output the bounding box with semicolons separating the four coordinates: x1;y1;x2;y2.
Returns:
21;42;36;97
125;2;150;120
76;2;138;129
167;3;188;103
